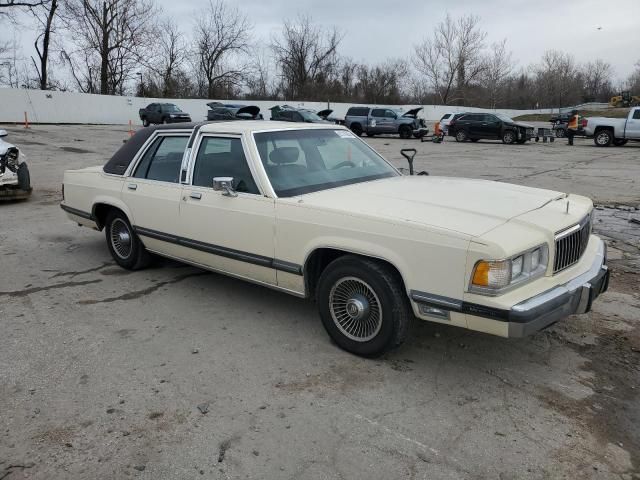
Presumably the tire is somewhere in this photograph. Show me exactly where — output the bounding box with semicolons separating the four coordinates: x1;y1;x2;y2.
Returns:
455;130;468;142
142;118;150;127
555;128;565;138
350;123;363;136
316;255;411;357
594;129;612;147
613;139;627;147
17;163;31;191
104;210;151;270
502;130;516;144
399;125;412;139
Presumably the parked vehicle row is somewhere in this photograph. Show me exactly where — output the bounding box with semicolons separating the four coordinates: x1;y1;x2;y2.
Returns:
60;120;609;357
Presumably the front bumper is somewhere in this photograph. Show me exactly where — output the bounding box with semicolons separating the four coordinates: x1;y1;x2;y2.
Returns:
507;239;609;336
167;117;191;123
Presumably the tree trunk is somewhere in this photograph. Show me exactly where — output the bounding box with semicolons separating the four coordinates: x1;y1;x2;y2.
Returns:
100;1;109;94
38;0;57;90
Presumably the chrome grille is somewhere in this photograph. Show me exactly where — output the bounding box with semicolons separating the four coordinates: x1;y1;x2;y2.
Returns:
553;216;591;273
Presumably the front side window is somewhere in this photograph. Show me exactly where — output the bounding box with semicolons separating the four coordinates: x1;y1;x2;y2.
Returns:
192;137;259;194
133;135;188;183
254;129;398;197
371;109;385;117
633;110;640;120
385;110;397;118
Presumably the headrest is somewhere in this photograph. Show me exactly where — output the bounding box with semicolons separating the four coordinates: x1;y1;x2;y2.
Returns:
269;147;299;165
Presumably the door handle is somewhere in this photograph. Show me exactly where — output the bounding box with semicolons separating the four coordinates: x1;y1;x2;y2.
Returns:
189;192;202;200
127;183;137;190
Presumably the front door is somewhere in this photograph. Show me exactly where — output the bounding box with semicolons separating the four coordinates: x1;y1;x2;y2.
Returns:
122;133;189;258
483;114;502;138
179;134;277;285
626;109;640;138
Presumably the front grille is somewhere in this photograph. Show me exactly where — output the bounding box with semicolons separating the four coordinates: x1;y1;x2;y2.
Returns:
553;217;591;273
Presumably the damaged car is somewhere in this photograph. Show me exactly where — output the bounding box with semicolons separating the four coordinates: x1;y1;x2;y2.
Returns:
0;129;32;200
206;103;262;121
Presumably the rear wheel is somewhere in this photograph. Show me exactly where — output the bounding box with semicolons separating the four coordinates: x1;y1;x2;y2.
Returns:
455;130;468;142
105;210;151;270
502;130;516;144
316;256;411;357
594;129;612;147
350;123;363;136
399;125;412;139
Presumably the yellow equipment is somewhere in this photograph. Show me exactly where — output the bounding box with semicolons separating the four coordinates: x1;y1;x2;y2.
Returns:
609;91;640;108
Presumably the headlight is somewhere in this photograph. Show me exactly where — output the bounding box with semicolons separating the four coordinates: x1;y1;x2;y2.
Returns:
470;244;549;296
169;114;176;118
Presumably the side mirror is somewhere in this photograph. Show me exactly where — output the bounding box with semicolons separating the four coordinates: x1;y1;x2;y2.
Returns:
0;129;7;137
213;177;237;197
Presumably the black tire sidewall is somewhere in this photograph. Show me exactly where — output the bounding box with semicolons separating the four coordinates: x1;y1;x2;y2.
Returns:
502;130;515;144
350;124;363;136
455;130;467;142
316;257;408;357
399;126;411;139
105;211;144;270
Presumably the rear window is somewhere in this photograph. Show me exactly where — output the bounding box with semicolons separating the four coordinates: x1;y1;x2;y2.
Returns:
347;107;369;117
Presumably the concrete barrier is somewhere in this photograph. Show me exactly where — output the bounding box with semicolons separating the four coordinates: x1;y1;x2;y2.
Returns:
0;87;557;125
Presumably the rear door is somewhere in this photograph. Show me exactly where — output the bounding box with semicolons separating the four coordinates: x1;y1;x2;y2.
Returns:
122;132;189;257
369;108;386;133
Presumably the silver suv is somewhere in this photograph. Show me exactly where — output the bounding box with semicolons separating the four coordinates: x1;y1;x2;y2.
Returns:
344;107;427;139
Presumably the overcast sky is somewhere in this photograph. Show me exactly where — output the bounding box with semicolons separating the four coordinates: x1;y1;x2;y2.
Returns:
2;0;639;85
162;0;640;79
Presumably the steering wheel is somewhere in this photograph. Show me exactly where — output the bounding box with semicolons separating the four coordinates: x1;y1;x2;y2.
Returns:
331;160;356;170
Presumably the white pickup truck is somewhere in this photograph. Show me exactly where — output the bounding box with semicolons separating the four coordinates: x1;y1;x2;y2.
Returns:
583;106;640;146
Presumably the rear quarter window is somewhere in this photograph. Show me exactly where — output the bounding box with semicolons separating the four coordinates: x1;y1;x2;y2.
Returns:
347;107;369;116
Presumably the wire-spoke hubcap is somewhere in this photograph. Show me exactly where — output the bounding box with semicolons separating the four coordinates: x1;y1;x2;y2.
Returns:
329;277;382;342
110;218;132;260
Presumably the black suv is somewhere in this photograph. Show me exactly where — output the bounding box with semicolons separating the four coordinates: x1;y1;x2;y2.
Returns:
448;112;535;144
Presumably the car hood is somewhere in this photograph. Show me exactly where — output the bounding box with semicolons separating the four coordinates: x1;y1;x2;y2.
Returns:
316;109;333;119
236;105;260;117
402;107;423;118
512;121;535;129
298;176;566;237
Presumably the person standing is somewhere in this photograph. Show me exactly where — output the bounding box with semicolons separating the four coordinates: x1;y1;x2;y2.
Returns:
566;109;580;146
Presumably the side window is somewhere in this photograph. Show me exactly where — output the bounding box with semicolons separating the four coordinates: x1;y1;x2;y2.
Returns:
133;135;188;183
192;137;259;194
385;110;396;118
483;114;497;122
293;112;304;122
633;110;640;120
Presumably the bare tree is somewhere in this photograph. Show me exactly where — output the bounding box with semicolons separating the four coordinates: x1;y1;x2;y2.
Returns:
581;59;612;102
63;0;157;95
533;50;581;107
245;47;275;99
271;15;343;100
28;0;57;90
355;59;408;104
481;39;514;108
193;0;250;99
413;13;486;105
153;20;186;97
0;0;44;9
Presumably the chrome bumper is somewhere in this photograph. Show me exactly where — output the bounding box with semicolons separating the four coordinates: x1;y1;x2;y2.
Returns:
508;239;609;337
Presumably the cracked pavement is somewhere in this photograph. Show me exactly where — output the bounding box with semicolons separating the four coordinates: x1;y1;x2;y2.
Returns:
0;125;638;479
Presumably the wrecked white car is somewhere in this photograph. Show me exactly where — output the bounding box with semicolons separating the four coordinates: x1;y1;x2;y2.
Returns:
0;129;32;200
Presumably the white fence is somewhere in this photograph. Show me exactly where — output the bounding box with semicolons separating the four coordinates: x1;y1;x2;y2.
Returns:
0;88;558;125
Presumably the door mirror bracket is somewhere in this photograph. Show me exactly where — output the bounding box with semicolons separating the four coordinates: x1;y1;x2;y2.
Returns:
213;177;237;197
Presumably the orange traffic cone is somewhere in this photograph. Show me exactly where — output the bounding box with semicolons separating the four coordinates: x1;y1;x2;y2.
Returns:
24;111;30;129
128;120;134;137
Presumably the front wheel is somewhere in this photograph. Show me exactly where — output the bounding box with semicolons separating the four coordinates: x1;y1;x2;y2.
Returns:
316;256;411;357
105;210;151;270
350;123;363;136
555;128;565;138
502;130;516;144
594;130;612;147
399;125;412;139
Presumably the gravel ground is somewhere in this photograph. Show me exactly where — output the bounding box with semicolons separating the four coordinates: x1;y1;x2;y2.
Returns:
1;125;639;480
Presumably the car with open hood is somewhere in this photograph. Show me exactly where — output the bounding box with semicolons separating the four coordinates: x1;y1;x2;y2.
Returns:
344;106;428;139
0;129;32;200
269;105;332;123
448;112;535;144
60;121;609;357
206;103;262;121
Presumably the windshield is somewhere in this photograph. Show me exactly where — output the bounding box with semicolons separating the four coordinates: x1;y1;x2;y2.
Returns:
254;129;398;197
299;110;323;122
495;113;514;122
163;104;182;113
